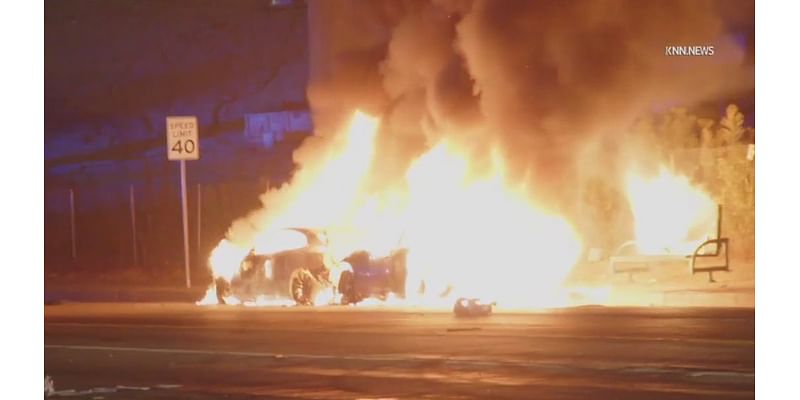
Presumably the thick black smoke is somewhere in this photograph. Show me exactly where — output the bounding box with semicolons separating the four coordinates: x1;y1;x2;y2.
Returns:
306;0;753;205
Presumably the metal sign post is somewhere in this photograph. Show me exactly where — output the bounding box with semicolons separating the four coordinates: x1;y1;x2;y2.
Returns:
129;185;138;266
166;116;200;288
179;159;190;288
69;188;76;261
196;183;202;261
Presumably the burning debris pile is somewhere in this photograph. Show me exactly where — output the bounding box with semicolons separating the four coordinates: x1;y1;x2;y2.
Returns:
200;0;752;308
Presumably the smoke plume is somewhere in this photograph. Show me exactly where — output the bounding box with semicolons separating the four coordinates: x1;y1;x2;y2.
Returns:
226;0;753;247
308;0;752;195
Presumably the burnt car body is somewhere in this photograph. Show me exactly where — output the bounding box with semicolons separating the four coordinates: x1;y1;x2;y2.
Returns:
215;228;334;305
215;248;332;305
337;249;408;305
215;228;409;306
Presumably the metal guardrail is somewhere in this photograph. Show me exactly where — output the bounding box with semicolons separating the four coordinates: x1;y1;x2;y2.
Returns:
609;205;730;283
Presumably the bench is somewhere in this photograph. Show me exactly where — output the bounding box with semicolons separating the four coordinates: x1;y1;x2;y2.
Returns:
609;204;730;283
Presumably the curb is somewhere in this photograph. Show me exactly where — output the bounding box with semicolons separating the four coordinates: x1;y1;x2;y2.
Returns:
45;288;206;304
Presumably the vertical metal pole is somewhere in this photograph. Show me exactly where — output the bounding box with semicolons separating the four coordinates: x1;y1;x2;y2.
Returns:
69;188;77;261
129;184;139;266
180;160;191;288
196;183;202;261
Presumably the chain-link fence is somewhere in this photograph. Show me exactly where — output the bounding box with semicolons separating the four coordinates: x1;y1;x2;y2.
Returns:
45;144;755;285
44;179;272;286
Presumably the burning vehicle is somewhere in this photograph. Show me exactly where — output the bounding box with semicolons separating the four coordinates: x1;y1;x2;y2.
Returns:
213;228;410;306
338;249;408;305
201;111;584;309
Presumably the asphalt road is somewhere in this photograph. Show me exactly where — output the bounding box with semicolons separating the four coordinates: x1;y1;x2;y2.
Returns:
45;304;754;399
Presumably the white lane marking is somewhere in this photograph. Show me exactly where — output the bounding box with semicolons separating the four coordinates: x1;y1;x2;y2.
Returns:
46;384;178;397
47;344;336;360
45;344;465;364
45;344;754;383
44;322;754;347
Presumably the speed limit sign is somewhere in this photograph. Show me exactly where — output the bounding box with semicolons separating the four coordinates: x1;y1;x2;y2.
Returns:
166;115;199;288
166;116;200;161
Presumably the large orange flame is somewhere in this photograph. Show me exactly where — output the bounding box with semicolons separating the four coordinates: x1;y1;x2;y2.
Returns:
400;142;582;307
625;166;718;255
202;111;583;307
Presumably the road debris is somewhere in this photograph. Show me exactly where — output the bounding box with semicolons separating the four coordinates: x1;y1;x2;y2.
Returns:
453;298;495;317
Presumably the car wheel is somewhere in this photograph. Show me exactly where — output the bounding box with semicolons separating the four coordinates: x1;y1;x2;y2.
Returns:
390;259;407;298
215;278;231;305
338;270;355;304
290;269;319;305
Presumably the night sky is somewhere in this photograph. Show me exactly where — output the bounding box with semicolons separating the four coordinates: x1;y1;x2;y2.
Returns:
45;0;309;180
